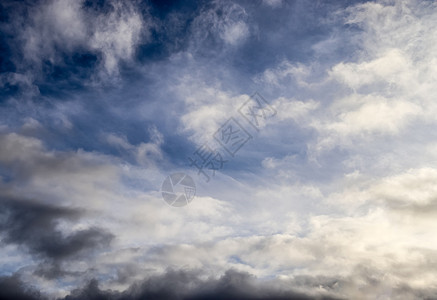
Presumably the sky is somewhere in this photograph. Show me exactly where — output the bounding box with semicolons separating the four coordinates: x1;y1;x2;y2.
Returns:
1;0;437;299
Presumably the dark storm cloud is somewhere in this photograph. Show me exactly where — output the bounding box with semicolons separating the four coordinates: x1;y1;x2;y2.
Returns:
63;269;341;300
0;197;113;261
2;268;437;300
0;270;340;300
0;274;42;300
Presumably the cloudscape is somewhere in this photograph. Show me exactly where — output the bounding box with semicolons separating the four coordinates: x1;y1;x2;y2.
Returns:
1;0;437;299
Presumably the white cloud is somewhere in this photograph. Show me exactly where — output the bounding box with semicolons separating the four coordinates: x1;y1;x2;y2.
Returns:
105;126;164;167
262;0;283;8
313;95;421;152
329;49;415;91
22;0;86;62
220;21;249;45
190;1;250;48
272;97;319;122
255;1;437;157
89;1;144;76
177;80;250;145
18;0;147;79
255;60;313;87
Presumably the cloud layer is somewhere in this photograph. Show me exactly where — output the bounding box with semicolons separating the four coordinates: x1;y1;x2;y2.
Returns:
1;0;437;299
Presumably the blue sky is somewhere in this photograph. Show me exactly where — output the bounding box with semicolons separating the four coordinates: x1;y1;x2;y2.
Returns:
1;0;437;299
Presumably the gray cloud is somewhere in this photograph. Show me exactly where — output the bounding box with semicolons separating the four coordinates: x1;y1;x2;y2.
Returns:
0;274;42;300
0;270;340;300
3;267;437;300
0;197;113;262
63;269;340;300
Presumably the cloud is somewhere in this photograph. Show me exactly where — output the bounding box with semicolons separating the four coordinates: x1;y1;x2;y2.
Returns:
0;131;120;207
3;0;148;86
2;0;437;299
359;167;437;214
255;61;313;88
311;94;422;153
21;0;86;62
190;1;250;49
0;197;113;262
251;0;437;164
272;97;319;122
176;79;250;145
62;269;338;300
262;0;283;8
88;1;144;76
329;49;415;91
0;274;42;300
220;21;249;46
104;125;164;167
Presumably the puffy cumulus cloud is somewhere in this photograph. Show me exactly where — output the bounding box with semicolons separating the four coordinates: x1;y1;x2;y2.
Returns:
254;0;437;154
72;214;436;299
110;194;235;248
329;49;416;92
272;97;319;122
337;167;437;215
320;0;437;139
146;2;437;298
311;94;422;152
343;0;437;59
96;181;436;300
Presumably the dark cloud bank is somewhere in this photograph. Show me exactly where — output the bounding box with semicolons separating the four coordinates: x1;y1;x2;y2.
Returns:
2;268;436;300
0;195;338;300
0;269;341;300
0;197;113;262
0;193;340;300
